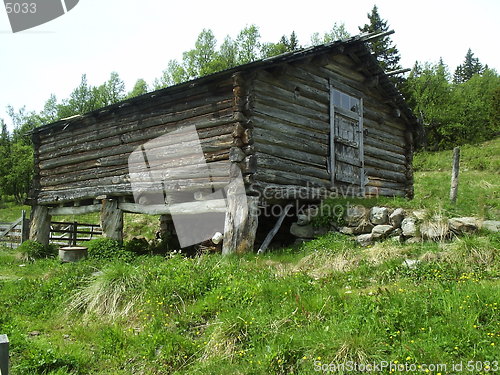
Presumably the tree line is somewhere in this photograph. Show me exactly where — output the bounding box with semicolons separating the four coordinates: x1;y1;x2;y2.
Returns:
0;5;498;203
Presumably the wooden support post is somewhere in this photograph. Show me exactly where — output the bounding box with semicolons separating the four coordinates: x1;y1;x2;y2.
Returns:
450;147;460;204
222;182;259;255
29;206;51;245
0;334;9;375
100;199;123;243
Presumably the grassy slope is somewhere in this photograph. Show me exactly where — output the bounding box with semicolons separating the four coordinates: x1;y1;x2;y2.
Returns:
0;139;499;374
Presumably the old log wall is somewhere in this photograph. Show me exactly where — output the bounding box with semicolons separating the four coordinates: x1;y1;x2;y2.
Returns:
33;79;237;205
248;48;414;198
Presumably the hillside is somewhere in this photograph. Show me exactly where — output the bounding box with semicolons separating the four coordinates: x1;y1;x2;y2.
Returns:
0;139;499;374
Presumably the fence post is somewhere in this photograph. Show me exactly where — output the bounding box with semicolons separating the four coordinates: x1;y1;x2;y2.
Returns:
20;210;29;243
0;334;8;375
71;222;78;246
450;147;460;204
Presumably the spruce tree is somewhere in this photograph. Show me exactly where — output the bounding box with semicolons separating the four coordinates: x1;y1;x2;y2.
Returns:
453;49;484;83
358;5;402;73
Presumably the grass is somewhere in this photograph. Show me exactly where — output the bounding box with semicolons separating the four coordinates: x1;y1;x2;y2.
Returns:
0;232;498;374
0;138;498;374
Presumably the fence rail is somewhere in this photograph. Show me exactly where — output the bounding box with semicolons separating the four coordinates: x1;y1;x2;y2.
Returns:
1;212;102;248
49;221;102;246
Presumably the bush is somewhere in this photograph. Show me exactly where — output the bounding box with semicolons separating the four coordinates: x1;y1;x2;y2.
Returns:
86;238;135;262
124;237;150;256
17;240;57;261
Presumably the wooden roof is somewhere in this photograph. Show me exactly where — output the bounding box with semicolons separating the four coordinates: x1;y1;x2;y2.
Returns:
33;31;419;134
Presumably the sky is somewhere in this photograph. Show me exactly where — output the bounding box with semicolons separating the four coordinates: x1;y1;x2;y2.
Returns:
0;0;499;131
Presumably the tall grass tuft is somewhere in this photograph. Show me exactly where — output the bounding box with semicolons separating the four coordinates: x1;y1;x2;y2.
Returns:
67;261;145;320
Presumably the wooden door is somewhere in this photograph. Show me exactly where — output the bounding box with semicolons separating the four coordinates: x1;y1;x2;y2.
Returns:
329;86;365;192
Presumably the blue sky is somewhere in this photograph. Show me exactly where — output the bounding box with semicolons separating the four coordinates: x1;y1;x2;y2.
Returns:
1;0;499;131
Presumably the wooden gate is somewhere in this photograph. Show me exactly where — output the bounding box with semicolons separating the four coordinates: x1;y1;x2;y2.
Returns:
329;85;365;192
0;211;29;249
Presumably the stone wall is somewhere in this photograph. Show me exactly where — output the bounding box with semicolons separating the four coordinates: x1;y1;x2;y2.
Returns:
289;205;499;246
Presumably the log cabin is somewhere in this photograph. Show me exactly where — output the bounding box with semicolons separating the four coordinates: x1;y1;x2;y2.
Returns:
28;31;419;253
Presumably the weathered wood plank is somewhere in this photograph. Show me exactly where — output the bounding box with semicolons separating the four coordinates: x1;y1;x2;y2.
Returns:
253;127;328;157
253;102;328;133
49;204;102;216
119;199;227;215
254;142;326;168
252;113;328;144
257;153;330;180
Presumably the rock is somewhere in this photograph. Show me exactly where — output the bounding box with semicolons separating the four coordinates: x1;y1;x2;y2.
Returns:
356;233;374;247
371;225;394;239
401;217;418;237
29;331;41;337
290;223;314;238
345;205;369;226
370;207;389;225
296;214;310;226
340;226;355;235
402;259;420;269
420;221;449;241
389;208;405;228
481;220;500;232
448;217;480;235
353;221;374;234
296;206;319;226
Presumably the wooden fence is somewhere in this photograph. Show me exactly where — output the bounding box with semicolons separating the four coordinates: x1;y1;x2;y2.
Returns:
0;211;102;248
49;221;102;246
0;211;29;249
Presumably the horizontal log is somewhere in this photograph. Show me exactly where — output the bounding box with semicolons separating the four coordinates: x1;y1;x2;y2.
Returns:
253;127;328;158
364;118;406;147
257;152;330;180
364;155;406;173
254;167;329;188
40;148;229;178
253;79;328;114
37;176;232;205
39;105;234;157
366;177;406;190
253;102;328;134
255;70;328;105
119;199;227;215
49;204;102;216
364;135;406;156
41;159;231;189
254;94;329;124
365;166;407;183
364;143;407;165
39;81;233;140
252;113;328;144
40;134;234;171
255;142;326;168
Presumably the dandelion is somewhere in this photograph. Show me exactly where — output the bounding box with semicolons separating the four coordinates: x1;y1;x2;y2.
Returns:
406;356;411;361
